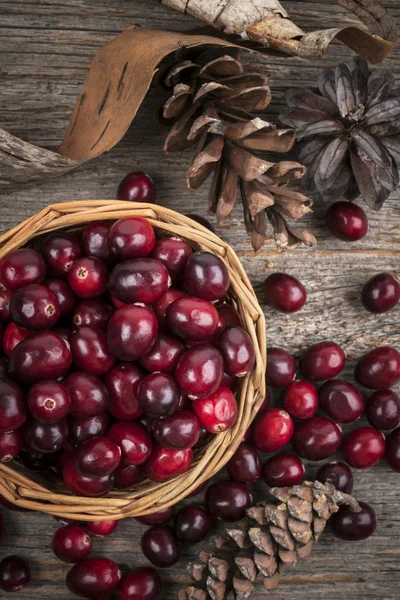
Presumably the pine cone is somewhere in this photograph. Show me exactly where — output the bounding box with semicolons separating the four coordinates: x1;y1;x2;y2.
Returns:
161;48;316;251
179;481;360;599
280;57;400;211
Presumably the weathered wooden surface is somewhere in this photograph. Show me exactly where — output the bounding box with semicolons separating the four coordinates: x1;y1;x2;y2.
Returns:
1;1;400;598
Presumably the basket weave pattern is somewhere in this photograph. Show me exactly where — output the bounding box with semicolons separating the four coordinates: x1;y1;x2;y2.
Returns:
0;200;266;521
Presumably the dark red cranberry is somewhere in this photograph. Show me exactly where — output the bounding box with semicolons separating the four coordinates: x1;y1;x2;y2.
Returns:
68;257;108;299
108;217;156;261
42;233;81;278
63;458;114;497
206;480;251;521
114;462;142;488
82;221;113;264
22;418;68;453
153;410;200;449
175;505;212;544
19;449;57;471
66;557;121;596
65;372;108;418
175;345;223;399
266;347;296;388
361;272;400;313
69;412;109;445
108;421;152;465
263;272;307;313
145;445;193;481
3;322;32;357
72;299;113;331
107;305;158;361
109;258;169;304
27;380;71;422
316;461;353;494
0;248;46;292
331;501;376;541
292;416;342;461
355;346;400;389
117;171;156;203
138;373;180;419
319;379;364;424
119;566;161;600
52;524;92;563
74;436;121;477
104;363;143;420
10;284;60;330
367;390;400;430
0;430;22;462
71;327;114;375
0;556;30;592
140;333;184;374
252;409;294;453
186;214;214;232
220;372;239;393
283;381;318;420
300;341;346;381
141;526;180;568
166;296;218;341
326;201;369;242
135;506;175;526
193;387;238;433
386;428;400;471
0;288;12;321
217;303;242;327
152;288;186;326
183;252;230;302
343;427;385;468
217;326;255;377
10;331;72;384
45;278;76;317
0;377;26;432
151;237;192;282
227;443;261;484
87;520;118;537
262;453;305;487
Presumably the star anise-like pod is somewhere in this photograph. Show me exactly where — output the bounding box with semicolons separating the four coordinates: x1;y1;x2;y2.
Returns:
161;48;316;251
280;57;400;211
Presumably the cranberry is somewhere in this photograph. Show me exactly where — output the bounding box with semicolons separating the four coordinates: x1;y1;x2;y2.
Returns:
117;171;156;203
151;237;192;282
367;390;400;430
10;283;60;331
67;257;108;299
227;443;261;484
71;327;114;375
331;501;376;541
193;386;238;433
109;258;169;305
10;331;72;384
74;436;121;477
343;427;385;468
386;428;400;471
87;520;118;537
263;272;306;313
175;345;223;399
283;381;318;420
217;303;242;327
186;214;215;231
319;380;364;423
217;326;255;377
316;461;353;494
66;557;121;597
65;372;108;418
153;410;200;449
175;505;212;544
292;417;342;460
72;299;113;331
27;380;71;422
206;480;251;521
0;248;45;292
0;430;22;462
152;288;186;326
0;377;26;432
266;347;296;388
104;363;143;420
82;221;113;264
45;278;76;317
135;506;175;526
140;333;184;374
69;412;109;445
107;305;158;361
141;526;180;568
145;445;193;481
114;462;142;488
0;288;12;321
52;524;92;563
63;458;114;497
108;217;156;261
355;346;400;389
300;341;346;381
0;556;30;592
42;233;81;278
326;201;369;242
119;567;161;600
138;373;180;418
262;453;304;487
252;409;294;453
108;421;152;465
166;296;218;341
183;252;229;302
3;322;31;357
361;272;400;313
22;418;68;453
221;372;239;393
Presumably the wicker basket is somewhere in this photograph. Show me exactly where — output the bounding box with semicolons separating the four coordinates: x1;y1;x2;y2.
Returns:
0;200;266;521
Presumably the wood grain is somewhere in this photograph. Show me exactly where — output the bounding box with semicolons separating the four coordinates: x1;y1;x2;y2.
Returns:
0;0;400;598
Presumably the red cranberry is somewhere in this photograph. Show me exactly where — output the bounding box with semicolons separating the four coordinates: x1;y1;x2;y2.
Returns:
262;453;305;487
206;480;251;521
109;258;169;304
183;252;229;302
140;333;183;374
52;524;92;563
74;436;121;477
186;214;214;231
266;347;296;388
0;430;22;462
108;217;156;261
193;386;238;433
135;506;175;526
119;566;161;600
10;331;72;384
104;363;143;420
316;461;353;494
252;409;294;453
27;380;71;422
145;445;193;481
343;427;385;468
152;288;186;326
22;418;68;453
114;462;142;488
138;373;180;418
10;284;60;330
283;381;318;420
217;326;255;377
72;299;113;331
0;377;26;432
65;372;108;418
108;421;152;465
153;410;200;449
386;427;400;471
117;171;156;203
367;390;400;430
63;458;114;497
326;201;369;242
68;257;108;299
42;233;81;278
331;501;376;541
107;305;158;361
66;557;121;597
0;556;30;592
300;341;346;381
0;248;45;292
71;327;114;375
141;526;180;568
175;345;223;399
151;237;192;281
221;372;239;393
87;520;118;537
217;303;242;327
227;443;261;484
166;296;218;341
292;416;342;460
3;322;32;357
0;288;12;321
361;272;400;313
82;221;113;264
175;505;212;544
355;346;400;389
263;272;306;313
69;412;109;445
319;379;364;423
45;278;76;317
